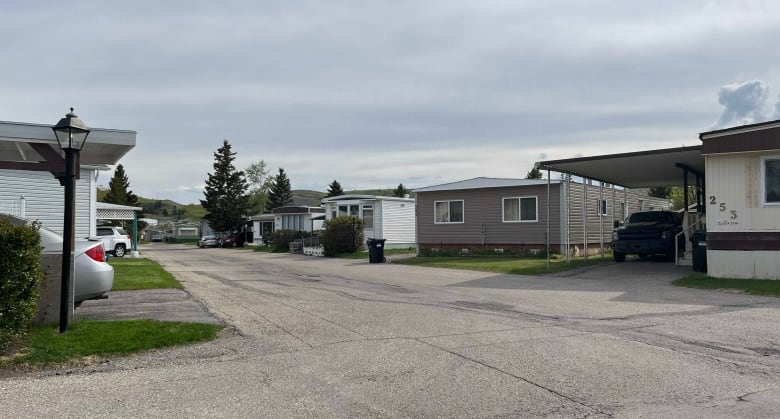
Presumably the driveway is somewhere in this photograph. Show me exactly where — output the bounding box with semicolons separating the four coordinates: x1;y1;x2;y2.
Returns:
2;244;779;418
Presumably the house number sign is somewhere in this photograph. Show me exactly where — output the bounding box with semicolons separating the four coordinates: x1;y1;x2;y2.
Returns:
709;195;739;225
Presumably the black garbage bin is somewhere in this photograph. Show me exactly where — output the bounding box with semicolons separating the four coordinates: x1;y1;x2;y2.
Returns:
690;231;707;273
367;238;387;263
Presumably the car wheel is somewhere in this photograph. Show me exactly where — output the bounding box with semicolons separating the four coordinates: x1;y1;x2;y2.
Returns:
114;244;126;258
665;249;676;261
613;251;626;262
231;241;238;247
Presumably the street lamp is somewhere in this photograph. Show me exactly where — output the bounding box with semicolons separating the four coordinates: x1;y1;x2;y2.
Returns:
52;107;90;333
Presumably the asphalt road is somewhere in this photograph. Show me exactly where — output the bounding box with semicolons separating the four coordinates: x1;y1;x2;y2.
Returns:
2;243;780;417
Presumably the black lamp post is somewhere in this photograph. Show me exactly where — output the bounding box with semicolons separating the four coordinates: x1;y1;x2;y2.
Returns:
52;107;90;333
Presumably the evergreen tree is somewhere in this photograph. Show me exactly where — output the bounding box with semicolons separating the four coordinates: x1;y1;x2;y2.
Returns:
103;164;145;230
326;180;344;197
266;168;294;211
525;166;543;179
392;183;410;198
103;164;139;206
200;140;251;233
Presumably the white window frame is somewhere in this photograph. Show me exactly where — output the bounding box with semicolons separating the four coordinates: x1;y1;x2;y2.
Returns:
761;155;780;206
362;205;374;229
502;196;538;223
434;200;464;224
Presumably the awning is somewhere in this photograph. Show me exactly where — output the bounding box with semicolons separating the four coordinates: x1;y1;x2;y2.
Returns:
96;202;143;221
536;145;704;188
0;120;136;172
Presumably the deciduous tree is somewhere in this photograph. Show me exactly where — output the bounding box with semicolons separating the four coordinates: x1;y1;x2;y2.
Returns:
246;160;273;214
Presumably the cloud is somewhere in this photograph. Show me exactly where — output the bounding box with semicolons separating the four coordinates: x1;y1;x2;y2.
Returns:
713;80;775;128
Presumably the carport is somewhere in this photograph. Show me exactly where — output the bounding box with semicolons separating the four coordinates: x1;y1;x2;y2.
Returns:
96;202;143;257
535;145;706;266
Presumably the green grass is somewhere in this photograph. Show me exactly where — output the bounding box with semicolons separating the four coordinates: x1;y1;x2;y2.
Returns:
4;319;222;366
108;257;182;290
394;255;605;275
673;273;780;297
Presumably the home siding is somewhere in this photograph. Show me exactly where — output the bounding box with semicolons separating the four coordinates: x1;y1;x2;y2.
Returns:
379;199;415;246
0;168;93;237
559;181;670;254
416;184;561;250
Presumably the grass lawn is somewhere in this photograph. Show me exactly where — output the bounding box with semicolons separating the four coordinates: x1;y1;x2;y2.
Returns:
3;319;222;367
108;257;182;290
394;255;607;275
673;273;780;297
1;257;219;373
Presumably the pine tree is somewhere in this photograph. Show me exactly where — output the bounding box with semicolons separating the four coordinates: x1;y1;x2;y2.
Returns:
392;183;410;198
326;180;344;197
200;140;251;233
103;164;139;206
266;168;294;211
103;164;144;230
525;166;543;179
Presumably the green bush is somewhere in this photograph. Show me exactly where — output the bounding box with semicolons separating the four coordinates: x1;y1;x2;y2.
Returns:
322;216;364;257
272;229;310;252
0;217;43;353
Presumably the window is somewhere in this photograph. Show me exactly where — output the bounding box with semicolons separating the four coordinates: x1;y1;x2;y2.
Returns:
763;156;780;205
338;204;359;217
362;205;374;229
502;197;537;222
620;202;626;219
435;200;464;223
597;199;607;216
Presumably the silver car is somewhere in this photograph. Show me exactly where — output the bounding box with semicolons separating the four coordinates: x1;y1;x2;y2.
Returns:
5;215;114;306
198;235;219;248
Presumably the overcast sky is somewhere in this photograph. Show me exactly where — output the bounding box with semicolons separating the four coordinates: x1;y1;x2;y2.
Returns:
2;1;780;204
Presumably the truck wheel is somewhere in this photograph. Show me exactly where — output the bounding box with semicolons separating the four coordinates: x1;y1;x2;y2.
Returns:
665;249;676;261
613;252;626;262
114;244;126;258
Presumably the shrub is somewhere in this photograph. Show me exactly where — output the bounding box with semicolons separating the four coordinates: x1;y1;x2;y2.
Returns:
271;229;310;252
322;216;364;257
0;217;43;353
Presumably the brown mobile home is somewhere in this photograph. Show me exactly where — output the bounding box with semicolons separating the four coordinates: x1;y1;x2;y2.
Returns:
414;177;669;255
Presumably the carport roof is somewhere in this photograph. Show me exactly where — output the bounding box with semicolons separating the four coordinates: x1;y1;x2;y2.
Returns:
535;145;704;188
0;120;136;168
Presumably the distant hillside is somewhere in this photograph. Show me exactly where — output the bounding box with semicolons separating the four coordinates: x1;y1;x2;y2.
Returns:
97;188;206;221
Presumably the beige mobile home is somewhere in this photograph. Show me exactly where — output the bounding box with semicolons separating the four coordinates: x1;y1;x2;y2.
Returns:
700;120;780;279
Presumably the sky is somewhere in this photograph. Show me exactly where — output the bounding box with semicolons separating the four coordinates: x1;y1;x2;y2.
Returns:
2;0;780;204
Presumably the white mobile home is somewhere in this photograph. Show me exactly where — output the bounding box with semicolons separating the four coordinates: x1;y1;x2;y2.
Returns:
321;195;416;249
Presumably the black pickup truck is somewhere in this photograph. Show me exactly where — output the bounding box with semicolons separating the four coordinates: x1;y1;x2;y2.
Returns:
611;211;684;262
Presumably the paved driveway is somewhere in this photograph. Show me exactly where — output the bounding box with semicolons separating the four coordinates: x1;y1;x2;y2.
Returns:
2;244;779;418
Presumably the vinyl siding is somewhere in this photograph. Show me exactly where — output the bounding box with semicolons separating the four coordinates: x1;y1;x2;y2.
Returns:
417;181;669;252
561;181;670;252
379;199;415;245
0;168;94;237
416;183;561;248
